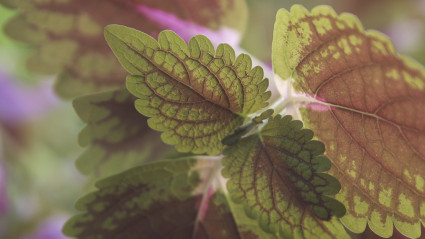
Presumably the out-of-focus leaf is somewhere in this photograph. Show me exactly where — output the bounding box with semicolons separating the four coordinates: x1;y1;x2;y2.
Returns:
0;0;248;98
105;26;270;155
64;157;267;239
222;114;348;238
63;157;199;238
273;5;425;238
73;87;170;179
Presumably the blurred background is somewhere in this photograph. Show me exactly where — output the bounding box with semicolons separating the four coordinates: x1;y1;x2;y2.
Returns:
0;0;424;238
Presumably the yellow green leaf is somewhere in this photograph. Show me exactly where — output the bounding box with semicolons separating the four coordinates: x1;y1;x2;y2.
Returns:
105;26;270;155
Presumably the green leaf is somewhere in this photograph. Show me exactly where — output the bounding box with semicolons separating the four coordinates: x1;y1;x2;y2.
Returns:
222;114;348;238
0;0;248;98
63;157;269;239
104;25;271;155
253;109;275;124
272;5;425;238
227;199;281;239
73;87;171;179
63;157;199;238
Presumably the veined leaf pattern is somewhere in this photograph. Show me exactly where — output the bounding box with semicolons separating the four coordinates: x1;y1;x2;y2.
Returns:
222;115;349;239
64;158;200;239
105;26;270;155
64;157;272;239
273;5;425;238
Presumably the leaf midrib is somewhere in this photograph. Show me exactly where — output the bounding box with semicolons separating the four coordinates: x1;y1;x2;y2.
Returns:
283;94;425;204
114;31;243;117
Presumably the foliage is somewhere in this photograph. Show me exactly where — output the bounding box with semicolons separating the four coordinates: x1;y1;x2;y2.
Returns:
104;25;270;155
0;0;247;98
273;5;425;238
72;87;170;179
62;25;349;238
1;1;425;239
223;114;347;237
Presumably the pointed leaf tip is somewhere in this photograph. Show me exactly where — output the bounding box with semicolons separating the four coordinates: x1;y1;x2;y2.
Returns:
106;26;270;155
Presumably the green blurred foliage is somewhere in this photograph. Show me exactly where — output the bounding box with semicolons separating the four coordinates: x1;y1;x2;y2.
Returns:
0;5;89;239
1;101;87;238
0;5;46;84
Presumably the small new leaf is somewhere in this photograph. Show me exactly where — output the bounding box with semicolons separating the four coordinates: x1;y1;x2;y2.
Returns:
222;109;275;146
221;123;256;146
105;25;271;155
253;109;274;124
222;114;348;238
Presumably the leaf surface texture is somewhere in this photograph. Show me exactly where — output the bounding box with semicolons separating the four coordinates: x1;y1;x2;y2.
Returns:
273;5;425;238
223;115;348;238
105;26;270;154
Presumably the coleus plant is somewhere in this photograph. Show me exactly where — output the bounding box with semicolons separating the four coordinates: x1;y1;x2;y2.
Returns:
1;1;425;239
0;0;246;98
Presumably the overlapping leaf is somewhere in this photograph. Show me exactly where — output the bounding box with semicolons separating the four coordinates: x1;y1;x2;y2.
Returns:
195;192;264;239
64;157;270;239
222;109;275;146
105;26;270;155
73;87;171;179
222;115;348;238
0;0;247;98
273;5;425;238
64;157;199;238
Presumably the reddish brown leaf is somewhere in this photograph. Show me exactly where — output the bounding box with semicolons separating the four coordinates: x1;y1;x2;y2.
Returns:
273;5;425;238
1;0;247;98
